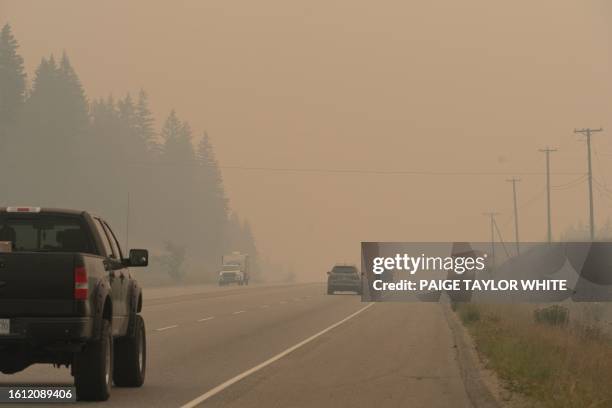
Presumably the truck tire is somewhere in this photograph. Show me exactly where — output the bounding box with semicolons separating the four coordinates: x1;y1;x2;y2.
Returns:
74;320;113;401
113;314;146;387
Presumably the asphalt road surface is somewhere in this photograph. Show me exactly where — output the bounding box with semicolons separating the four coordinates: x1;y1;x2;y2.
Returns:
0;283;472;407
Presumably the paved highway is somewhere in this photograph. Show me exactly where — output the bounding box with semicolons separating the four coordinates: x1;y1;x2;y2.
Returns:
0;284;472;407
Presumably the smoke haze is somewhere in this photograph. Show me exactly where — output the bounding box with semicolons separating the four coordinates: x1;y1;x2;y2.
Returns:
2;0;611;280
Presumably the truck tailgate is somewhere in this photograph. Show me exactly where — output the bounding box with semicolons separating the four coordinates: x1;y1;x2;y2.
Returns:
0;253;76;316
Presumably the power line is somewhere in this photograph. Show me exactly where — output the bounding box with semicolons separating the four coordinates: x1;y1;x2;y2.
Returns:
593;178;612;195
482;212;500;269
215;165;583;177
111;160;586;177
594;183;612;201
498;188;545;230
593;146;609;188
520;188;547;208
492;217;511;258
495;174;586;241
551;174;587;190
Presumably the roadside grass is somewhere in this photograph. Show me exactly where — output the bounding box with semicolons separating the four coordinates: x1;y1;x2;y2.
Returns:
455;303;612;408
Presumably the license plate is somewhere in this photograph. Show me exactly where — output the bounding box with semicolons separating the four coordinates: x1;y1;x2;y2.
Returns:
0;319;9;335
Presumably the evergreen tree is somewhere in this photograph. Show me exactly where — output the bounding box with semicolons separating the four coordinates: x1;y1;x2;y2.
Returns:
58;52;88;132
90;96;121;157
25;56;59;120
135;89;156;151
18;52;90;205
118;93;148;160
196;132;227;207
90;97;117;129
117;93;136;129
25;53;88;149
15;55;61;163
156;111;198;263
161;112;194;162
0;23;26;135
160;109;181;152
82;96;119;211
194;132;229;277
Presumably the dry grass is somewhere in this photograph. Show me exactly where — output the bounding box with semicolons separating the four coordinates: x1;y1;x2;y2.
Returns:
456;303;612;408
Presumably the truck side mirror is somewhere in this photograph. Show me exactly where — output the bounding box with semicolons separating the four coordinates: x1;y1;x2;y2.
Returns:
127;249;148;267
327;271;331;275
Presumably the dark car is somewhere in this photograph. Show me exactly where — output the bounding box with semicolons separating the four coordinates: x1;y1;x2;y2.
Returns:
327;264;362;295
0;207;149;401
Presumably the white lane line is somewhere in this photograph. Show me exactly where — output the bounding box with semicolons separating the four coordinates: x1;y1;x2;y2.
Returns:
198;317;215;322
155;325;178;332
180;303;374;408
232;310;246;315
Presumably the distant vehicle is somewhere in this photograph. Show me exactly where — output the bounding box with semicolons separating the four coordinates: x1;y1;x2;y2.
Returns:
219;252;250;286
0;207;149;401
327;264;362;295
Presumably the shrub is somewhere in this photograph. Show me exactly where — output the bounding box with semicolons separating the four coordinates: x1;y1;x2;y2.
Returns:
534;305;569;327
458;303;481;324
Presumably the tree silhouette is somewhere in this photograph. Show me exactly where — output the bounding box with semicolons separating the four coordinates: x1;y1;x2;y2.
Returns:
0;23;26;141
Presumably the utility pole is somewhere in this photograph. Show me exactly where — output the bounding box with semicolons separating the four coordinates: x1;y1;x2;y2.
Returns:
483;212;499;269
506;177;521;255
539;148;557;243
574;128;604;241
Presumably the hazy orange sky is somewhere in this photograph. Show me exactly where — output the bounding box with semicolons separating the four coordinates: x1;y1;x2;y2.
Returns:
2;0;611;280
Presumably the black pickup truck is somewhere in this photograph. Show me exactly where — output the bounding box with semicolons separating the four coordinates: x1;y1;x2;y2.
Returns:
0;207;149;401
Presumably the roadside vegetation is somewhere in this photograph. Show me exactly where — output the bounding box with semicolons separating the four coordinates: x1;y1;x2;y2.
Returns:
455;303;612;408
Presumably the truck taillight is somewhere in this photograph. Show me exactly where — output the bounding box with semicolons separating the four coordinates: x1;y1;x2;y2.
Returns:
74;266;88;300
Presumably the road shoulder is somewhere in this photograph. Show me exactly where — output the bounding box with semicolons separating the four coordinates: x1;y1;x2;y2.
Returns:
442;304;501;408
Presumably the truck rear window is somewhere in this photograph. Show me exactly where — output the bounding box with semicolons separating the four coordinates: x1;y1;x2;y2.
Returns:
0;215;93;253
